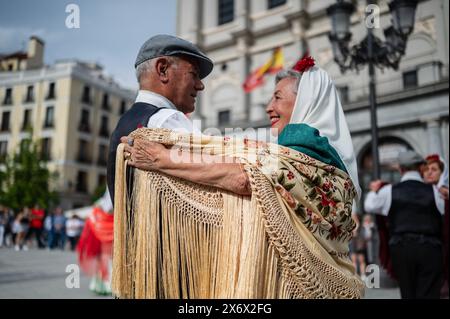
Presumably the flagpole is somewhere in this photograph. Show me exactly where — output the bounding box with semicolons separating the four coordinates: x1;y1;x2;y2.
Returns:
244;0;251;124
244;54;251;123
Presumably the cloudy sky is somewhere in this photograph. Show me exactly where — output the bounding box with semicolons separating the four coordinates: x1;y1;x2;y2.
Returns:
0;0;176;90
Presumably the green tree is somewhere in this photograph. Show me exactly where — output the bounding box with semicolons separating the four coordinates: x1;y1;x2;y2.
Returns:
91;183;107;203
0;133;58;211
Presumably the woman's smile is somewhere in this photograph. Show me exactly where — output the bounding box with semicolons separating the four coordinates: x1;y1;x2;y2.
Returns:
266;77;297;134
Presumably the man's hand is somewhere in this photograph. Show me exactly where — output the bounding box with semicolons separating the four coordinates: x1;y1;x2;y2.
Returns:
120;136;169;171
369;180;385;192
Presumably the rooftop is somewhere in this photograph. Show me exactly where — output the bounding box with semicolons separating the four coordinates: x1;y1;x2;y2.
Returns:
0;51;28;61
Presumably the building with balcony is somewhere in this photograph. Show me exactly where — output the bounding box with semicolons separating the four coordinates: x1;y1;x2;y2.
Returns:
176;0;449;197
0;36;135;209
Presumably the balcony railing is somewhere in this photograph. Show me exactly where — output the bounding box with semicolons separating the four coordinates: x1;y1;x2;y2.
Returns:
77;155;92;164
97;157;107;167
78;123;91;133
99;128;110;138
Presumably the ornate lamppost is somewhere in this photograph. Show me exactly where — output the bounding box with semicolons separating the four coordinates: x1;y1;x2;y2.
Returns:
327;0;418;179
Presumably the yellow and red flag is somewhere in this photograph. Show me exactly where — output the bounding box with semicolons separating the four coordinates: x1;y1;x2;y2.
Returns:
242;47;284;93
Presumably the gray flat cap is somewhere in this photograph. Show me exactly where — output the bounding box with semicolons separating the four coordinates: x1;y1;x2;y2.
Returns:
398;150;425;166
135;34;213;79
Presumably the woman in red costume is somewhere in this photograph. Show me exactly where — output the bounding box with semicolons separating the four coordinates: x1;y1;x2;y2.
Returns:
76;189;114;295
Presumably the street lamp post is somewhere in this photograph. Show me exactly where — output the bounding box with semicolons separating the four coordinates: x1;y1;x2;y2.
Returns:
326;0;418;179
367;20;380;179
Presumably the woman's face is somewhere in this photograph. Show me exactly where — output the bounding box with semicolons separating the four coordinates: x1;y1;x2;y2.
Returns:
266;77;297;135
424;162;442;185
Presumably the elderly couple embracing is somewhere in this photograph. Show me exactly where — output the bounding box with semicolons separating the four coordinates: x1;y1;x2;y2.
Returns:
107;34;364;299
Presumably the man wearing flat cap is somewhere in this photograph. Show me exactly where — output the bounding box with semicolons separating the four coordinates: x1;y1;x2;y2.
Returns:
107;34;213;204
364;150;445;299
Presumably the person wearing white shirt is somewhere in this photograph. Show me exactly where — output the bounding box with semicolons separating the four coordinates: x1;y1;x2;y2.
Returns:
134;90;201;134
107;35;213;204
66;215;84;251
364;150;444;299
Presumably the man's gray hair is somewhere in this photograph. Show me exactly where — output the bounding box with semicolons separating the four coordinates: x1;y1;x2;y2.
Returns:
275;69;302;94
135;56;180;82
135;59;153;81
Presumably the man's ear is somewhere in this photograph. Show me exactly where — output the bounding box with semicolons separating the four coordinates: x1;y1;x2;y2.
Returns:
155;57;170;83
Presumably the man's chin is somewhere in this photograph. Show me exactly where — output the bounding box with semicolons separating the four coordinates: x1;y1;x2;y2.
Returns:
181;105;195;115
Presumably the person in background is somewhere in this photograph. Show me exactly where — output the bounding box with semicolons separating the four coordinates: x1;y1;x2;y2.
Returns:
423;154;448;299
350;201;367;279
13;208;30;251
0;206;7;248
51;207;66;250
350;221;367;279
361;214;376;265
66;214;84;251
77;189;114;295
423;154;449;200
365;151;445;299
26;204;45;249
44;210;53;249
3;208;15;248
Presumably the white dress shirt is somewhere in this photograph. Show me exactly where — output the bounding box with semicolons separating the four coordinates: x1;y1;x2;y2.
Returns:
135;90;201;134
364;171;445;216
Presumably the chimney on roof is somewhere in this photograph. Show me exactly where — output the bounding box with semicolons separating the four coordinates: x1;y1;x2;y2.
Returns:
25;36;44;69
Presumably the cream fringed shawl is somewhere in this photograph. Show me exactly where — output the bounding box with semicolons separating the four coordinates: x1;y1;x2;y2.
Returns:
112;128;365;299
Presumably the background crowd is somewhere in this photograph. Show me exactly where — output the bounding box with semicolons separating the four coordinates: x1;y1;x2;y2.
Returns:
0;204;84;251
351;152;448;299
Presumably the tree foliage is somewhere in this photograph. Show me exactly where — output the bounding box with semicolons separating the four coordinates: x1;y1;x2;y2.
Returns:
0;134;58;211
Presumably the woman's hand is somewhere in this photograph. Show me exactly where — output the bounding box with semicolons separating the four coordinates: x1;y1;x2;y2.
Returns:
439;186;449;200
120;136;170;171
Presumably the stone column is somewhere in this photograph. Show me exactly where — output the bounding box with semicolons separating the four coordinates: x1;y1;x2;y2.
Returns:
286;9;310;58
426;118;444;156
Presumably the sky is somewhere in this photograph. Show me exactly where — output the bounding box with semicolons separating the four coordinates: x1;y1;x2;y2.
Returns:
0;0;177;90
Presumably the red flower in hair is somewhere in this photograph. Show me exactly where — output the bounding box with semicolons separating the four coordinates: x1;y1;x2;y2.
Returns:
426;154;440;162
293;56;315;73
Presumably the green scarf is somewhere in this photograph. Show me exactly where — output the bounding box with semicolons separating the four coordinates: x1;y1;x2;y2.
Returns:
278;123;347;172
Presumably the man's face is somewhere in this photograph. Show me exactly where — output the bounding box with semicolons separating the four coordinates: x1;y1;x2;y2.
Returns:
166;56;205;114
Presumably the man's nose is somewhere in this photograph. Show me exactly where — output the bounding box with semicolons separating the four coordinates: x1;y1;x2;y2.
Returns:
196;79;205;91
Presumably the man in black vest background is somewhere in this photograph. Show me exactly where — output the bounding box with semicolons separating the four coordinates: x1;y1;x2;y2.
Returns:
364;150;445;298
107;34;213;204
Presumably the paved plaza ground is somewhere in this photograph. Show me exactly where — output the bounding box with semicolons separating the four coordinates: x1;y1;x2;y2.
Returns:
0;247;400;299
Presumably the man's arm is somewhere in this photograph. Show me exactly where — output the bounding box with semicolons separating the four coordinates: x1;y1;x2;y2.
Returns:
364;182;392;216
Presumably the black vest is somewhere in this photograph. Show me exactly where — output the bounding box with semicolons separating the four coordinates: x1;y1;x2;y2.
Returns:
107;102;163;205
388;180;442;238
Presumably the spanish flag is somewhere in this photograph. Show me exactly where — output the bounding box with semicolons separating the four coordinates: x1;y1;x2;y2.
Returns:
243;47;284;93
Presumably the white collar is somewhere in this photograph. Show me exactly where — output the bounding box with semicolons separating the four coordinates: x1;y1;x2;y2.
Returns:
400;171;424;183
135;90;177;110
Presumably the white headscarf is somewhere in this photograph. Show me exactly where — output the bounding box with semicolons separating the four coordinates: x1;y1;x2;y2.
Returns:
290;66;362;198
434;154;448;189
